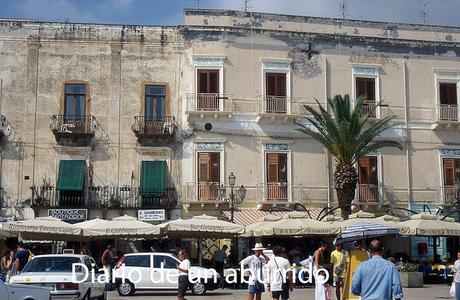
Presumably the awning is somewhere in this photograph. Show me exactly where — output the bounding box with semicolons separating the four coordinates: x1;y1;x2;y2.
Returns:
222;209;321;226
56;160;86;191
140;161;167;195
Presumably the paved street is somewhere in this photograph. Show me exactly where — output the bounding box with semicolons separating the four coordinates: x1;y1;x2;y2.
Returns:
108;284;452;299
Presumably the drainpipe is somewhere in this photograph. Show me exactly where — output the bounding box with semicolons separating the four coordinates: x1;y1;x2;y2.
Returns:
324;57;333;207
403;59;412;207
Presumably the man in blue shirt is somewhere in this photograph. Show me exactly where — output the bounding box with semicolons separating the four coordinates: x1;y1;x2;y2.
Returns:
15;241;31;273
351;240;403;300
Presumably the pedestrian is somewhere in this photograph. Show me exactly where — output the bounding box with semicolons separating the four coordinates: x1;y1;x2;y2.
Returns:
6;250;17;283
213;244;228;289
177;248;191;300
80;246;92;257
343;240;369;300
351;240;403;300
240;243;270;300
330;242;348;300
0;249;10;282
313;240;328;300
454;250;460;300
15;241;31;274
267;245;293;300
101;244;114;289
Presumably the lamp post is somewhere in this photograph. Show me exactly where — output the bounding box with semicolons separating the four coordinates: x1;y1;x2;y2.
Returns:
218;172;246;223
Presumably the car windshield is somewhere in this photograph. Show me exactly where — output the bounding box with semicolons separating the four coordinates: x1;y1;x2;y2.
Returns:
22;257;82;273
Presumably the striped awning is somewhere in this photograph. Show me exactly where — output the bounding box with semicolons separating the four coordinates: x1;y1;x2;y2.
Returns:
222;209;321;226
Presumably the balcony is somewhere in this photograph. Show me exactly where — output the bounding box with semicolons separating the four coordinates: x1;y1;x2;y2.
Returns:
184;182;325;206
50;115;96;146
358;184;379;203
433;104;460;129
257;96;300;122
185;93;233;118
132;116;176;144
30;185;176;209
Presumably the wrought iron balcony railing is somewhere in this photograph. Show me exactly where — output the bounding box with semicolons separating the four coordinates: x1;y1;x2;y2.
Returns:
132;116;176;136
30;185;176;209
50;115;96;135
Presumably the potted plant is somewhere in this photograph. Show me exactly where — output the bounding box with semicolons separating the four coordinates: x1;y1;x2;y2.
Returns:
397;262;423;288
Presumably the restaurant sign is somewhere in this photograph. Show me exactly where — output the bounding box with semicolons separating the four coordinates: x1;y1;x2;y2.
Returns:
48;209;88;221
138;209;166;221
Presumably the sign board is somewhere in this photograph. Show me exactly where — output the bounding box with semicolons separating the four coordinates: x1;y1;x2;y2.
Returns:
48;209;88;221
63;249;75;254
138;209;165;221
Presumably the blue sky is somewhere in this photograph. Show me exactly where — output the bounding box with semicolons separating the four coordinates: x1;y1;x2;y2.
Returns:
0;0;459;27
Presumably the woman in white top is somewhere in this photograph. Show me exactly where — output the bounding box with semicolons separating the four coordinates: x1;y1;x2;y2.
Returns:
455;250;460;300
177;249;191;300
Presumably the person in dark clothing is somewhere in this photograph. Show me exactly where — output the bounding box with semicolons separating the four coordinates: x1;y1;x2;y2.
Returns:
15;241;31;273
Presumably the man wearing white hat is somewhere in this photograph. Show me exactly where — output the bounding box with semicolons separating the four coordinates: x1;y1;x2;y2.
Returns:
240;243;270;300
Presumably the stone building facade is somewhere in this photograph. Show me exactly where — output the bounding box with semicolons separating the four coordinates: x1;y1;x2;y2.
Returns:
1;9;460;246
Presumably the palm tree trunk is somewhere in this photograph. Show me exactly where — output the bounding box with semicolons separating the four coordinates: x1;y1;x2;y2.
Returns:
334;164;358;219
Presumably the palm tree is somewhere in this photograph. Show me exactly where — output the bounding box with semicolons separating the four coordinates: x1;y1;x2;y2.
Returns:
297;95;403;219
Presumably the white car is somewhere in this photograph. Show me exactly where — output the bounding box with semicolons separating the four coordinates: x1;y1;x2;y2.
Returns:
10;254;107;300
113;252;220;296
0;279;50;300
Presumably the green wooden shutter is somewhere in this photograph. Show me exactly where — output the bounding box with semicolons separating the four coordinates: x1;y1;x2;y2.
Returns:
56;160;86;191
140;161;167;195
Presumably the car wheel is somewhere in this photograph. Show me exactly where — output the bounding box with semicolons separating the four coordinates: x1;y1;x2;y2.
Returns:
98;289;107;300
191;282;207;295
117;281;135;296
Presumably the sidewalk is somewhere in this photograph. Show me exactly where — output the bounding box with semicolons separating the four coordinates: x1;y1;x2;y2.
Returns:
108;284;452;299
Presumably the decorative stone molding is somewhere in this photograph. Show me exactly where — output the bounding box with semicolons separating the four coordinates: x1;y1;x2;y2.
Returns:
261;59;291;72
196;142;223;150
193;55;225;67
352;65;380;77
265;143;289;151
440;149;460;157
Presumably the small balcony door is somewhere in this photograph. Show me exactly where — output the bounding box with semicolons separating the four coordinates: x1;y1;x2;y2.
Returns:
439;83;458;121
358;156;378;202
443;158;460;202
356;77;376;117
197;152;220;201
64;84;86;132
265;73;287;113
145;85;165;134
266;153;288;201
197;70;220;111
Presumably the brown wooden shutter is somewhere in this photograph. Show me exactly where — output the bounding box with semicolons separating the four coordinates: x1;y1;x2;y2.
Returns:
210;152;220;182
266;74;276;96
368;156;378;184
366;78;375;101
358;157;369;184
276;74;286;96
444;158;455;186
209;71;219;93
439;83;457;105
278;153;288;182
198;153;210;182
267;153;279;183
356;78;366;98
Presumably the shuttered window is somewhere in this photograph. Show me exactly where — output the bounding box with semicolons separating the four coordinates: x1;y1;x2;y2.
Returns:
443;158;460;186
439;83;457;105
358;156;378;184
65;84;86;118
356;77;375;101
197;70;219;94
266;153;288;183
56;160;86;191
140;161;167;195
266;73;286;97
197;152;220;182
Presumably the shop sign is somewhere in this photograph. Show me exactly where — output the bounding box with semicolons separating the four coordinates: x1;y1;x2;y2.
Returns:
138;209;165;221
48;209;88;221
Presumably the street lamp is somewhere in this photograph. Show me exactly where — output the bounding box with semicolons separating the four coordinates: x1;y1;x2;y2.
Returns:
218;172;246;223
